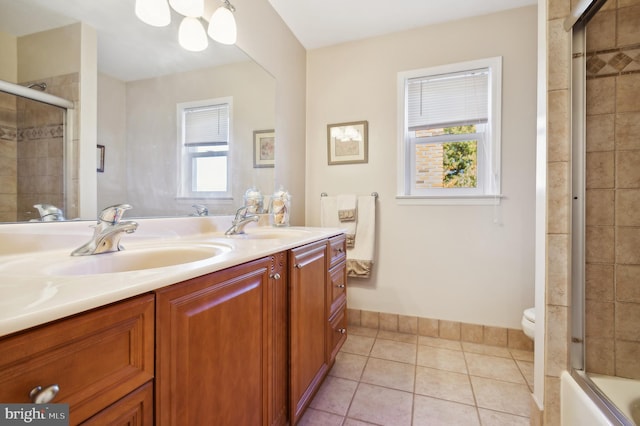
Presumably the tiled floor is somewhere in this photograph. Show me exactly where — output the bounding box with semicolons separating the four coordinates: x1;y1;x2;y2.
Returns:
299;326;534;426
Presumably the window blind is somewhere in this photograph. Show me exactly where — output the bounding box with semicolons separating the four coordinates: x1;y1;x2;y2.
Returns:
407;68;489;131
184;103;229;145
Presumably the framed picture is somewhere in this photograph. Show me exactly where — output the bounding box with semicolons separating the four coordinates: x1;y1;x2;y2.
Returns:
327;120;368;165
253;129;275;168
97;145;105;173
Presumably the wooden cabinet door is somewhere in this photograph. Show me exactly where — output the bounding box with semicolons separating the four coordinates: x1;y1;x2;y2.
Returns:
267;252;288;426
81;382;153;426
289;240;328;425
0;294;155;426
155;257;271;426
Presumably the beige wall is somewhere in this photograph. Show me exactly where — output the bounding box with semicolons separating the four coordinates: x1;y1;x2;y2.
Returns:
97;73;127;210
0;31;17;82
17;23;81;83
234;2;307;224
305;6;538;329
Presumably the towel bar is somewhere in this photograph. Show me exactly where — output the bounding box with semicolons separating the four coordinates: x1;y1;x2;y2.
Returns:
321;192;378;199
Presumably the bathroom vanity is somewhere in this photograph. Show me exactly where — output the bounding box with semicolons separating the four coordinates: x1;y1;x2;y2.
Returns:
0;217;346;425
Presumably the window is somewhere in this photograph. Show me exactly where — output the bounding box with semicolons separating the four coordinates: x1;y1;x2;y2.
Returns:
177;97;232;198
397;57;502;204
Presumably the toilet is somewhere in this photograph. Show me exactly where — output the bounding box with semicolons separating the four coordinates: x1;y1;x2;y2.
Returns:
521;307;535;340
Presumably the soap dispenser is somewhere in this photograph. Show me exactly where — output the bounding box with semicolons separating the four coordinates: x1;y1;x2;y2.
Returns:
270;186;290;227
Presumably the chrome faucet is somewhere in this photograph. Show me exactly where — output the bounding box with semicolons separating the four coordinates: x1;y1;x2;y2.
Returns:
71;204;138;256
192;204;209;216
33;204;65;221
225;206;259;235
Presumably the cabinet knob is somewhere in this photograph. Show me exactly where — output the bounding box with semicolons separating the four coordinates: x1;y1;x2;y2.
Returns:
270;273;281;280
295;264;302;269
336;284;345;288
337;248;344;253
337;328;346;334
29;384;60;404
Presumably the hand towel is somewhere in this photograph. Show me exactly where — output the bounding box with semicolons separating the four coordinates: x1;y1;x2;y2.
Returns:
336;194;357;248
320;196;340;228
337;194;357;222
347;195;376;278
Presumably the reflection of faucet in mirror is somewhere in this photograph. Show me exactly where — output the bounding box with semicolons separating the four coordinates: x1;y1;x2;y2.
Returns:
192;204;209;216
225;207;259;235
71;204;138;256
33;204;65;221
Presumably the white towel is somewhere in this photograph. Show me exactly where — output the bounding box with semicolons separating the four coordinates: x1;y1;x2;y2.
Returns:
320;196;340;228
336;194;357;247
347;195;376;278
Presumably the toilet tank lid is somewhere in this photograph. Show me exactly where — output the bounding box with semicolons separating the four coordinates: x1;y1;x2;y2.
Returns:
524;308;535;322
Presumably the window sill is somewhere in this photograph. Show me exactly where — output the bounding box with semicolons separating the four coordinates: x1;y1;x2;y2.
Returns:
396;194;503;206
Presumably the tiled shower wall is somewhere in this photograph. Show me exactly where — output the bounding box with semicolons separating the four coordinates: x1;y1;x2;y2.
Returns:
17;85;65;222
543;0;640;423
0;92;17;222
2;73;78;222
584;0;640;380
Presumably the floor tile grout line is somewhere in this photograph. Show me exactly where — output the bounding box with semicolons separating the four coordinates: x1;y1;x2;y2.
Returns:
411;337;418;425
329;329;532;425
460;345;483;425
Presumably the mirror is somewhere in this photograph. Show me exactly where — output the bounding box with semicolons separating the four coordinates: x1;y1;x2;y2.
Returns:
0;0;276;222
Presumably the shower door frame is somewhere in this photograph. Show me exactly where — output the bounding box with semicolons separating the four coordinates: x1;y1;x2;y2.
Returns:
0;79;75;222
570;25;586;372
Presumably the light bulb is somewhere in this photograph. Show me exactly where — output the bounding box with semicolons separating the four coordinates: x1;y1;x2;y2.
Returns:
178;17;208;51
207;6;237;45
169;0;204;17
135;0;171;27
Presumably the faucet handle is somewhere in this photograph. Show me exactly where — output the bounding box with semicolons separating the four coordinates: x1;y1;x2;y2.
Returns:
33;204;65;221
99;204;132;224
192;204;209;216
234;206;249;220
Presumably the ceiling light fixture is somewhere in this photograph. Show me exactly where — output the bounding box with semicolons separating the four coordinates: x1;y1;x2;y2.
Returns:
179;16;209;51
169;0;204;18
134;0;237;50
135;0;171;27
208;0;237;45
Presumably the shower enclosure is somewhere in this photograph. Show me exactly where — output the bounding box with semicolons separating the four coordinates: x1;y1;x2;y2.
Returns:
0;78;74;222
570;0;640;424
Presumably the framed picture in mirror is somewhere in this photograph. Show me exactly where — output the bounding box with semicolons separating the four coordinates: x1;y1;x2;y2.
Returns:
327;120;368;165
97;145;105;173
253;129;275;168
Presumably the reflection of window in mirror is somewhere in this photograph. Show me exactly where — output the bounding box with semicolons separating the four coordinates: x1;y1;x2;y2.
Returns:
177;97;232;198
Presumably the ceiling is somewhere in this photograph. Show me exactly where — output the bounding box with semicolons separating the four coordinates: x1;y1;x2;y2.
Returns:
0;0;247;82
0;0;538;81
267;0;538;49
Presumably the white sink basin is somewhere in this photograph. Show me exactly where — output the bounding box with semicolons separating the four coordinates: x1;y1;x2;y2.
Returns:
0;243;232;276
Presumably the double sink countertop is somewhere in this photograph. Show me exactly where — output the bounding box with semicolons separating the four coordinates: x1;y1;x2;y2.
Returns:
0;216;343;338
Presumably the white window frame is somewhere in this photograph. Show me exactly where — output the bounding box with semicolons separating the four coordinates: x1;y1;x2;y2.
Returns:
176;96;233;199
396;57;502;205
